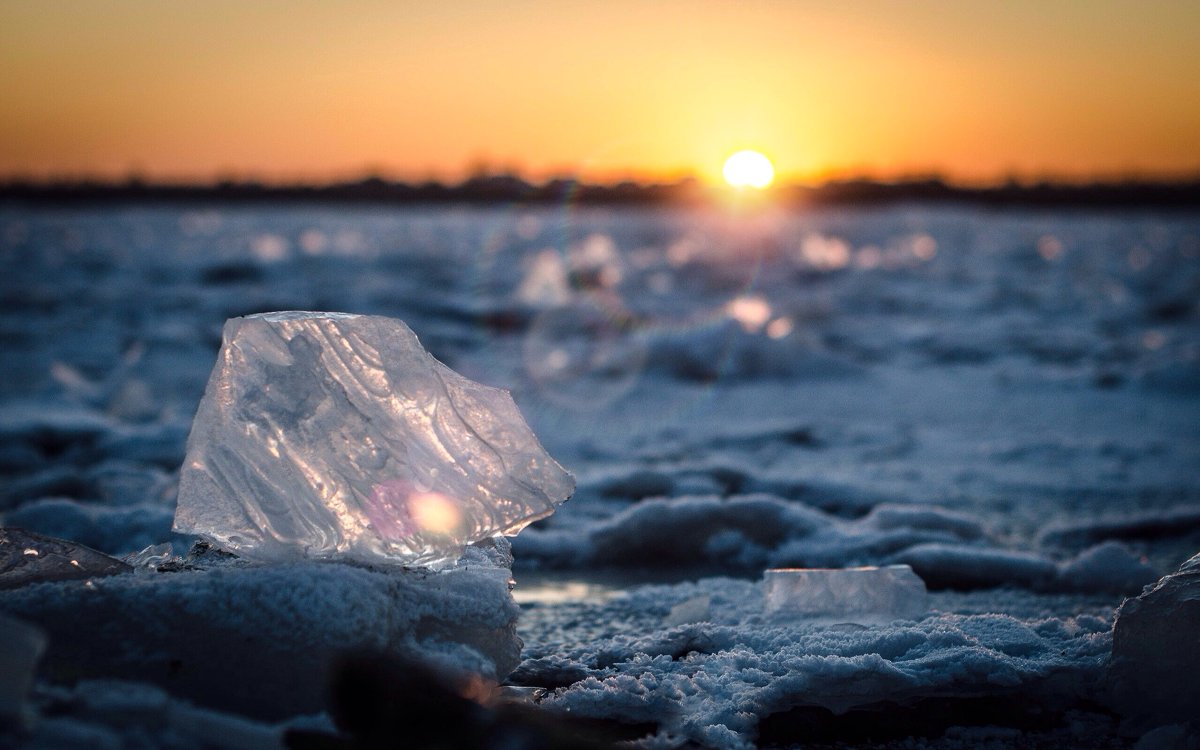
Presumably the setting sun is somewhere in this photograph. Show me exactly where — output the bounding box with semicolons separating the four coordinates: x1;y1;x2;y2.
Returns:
723;150;775;189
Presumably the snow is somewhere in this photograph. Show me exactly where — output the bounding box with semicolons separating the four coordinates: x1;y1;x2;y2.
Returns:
4;499;176;556
1;204;1198;747
17;679;295;750
515;578;1118;747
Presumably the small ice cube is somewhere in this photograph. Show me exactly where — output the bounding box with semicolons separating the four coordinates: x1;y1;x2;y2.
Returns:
763;565;928;624
174;312;574;568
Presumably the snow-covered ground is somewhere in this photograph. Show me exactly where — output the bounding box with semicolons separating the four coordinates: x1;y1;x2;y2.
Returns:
1;204;1198;748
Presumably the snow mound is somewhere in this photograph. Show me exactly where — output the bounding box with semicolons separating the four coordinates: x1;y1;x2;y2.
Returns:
0;539;521;720
518;496;1157;594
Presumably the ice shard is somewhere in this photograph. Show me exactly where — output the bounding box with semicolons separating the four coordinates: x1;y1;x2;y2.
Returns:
763;565;928;624
174;312;574;568
0;528;131;590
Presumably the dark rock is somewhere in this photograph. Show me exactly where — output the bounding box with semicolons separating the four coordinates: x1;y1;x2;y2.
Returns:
1109;552;1200;724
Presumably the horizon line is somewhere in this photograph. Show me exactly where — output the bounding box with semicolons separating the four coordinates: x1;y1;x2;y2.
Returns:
5;169;1200;192
4;173;1200;211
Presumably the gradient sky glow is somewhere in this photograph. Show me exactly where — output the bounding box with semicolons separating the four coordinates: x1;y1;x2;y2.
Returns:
2;0;1198;184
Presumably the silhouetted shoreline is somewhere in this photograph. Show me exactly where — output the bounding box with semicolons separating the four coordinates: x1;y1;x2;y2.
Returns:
3;174;1199;209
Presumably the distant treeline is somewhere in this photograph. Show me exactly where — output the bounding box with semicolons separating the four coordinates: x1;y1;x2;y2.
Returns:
3;174;1199;209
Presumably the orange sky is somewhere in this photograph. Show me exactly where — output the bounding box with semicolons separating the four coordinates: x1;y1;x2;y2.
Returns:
1;0;1198;185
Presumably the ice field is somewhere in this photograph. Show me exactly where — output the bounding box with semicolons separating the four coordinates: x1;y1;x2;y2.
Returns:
1;203;1199;748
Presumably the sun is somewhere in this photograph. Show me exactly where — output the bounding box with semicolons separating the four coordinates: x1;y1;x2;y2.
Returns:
723;150;775;189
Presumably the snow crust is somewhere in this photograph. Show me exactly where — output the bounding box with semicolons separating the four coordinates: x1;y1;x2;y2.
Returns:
516;577;1117;748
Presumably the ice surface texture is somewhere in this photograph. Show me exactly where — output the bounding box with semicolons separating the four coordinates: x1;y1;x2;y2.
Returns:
174;312;574;567
517;577;1116;747
763;565;928;624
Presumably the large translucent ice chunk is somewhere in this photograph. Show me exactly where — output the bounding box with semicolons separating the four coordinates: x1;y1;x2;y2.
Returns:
174;312;574;568
763;565;928;624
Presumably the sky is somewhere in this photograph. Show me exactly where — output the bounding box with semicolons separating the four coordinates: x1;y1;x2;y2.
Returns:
1;0;1198;185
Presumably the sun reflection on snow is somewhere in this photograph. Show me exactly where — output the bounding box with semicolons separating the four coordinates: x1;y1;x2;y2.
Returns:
250;233;289;263
725;295;772;333
1037;235;1063;262
911;233;938;261
799;233;851;270
766;317;793;339
299;229;329;256
568;233;623;289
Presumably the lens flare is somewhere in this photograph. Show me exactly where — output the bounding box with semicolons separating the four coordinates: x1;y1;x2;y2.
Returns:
409;491;463;535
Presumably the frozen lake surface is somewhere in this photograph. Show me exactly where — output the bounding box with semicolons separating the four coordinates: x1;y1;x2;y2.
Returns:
1;204;1198;747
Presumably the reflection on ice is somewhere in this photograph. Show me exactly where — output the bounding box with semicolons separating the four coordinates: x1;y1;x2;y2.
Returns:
511;579;620;605
516;249;570;307
522;302;645;409
568;232;622;289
